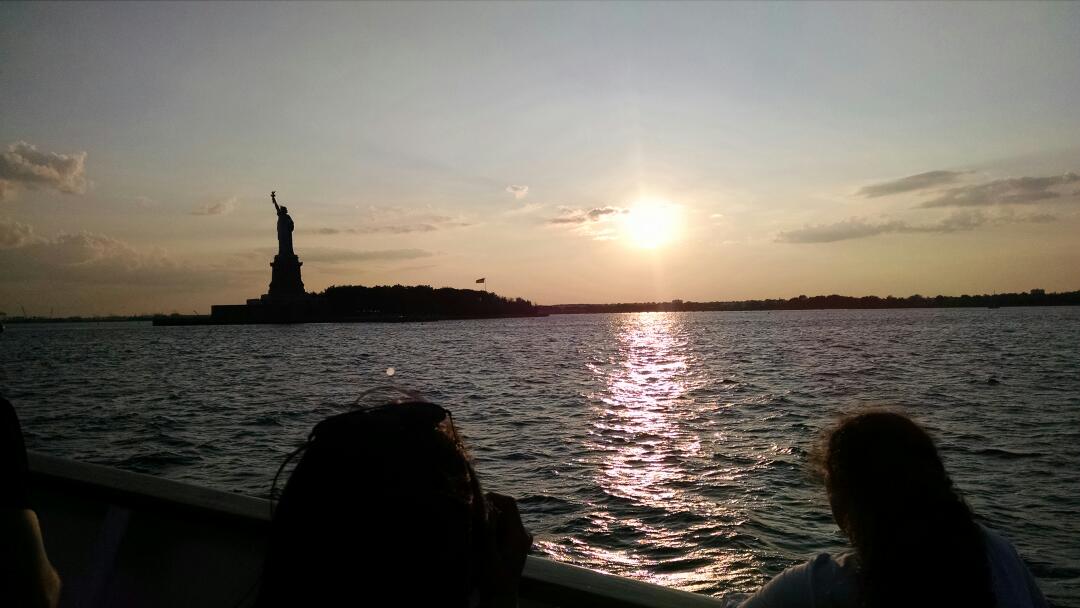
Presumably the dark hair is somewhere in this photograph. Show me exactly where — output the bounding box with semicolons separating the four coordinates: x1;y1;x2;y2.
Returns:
814;410;993;608
254;402;491;607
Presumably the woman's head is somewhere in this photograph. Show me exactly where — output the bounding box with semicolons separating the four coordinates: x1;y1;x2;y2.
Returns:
818;410;951;535
814;410;992;608
256;401;489;607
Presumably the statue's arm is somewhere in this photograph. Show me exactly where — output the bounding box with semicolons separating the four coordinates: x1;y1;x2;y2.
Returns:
271;191;280;212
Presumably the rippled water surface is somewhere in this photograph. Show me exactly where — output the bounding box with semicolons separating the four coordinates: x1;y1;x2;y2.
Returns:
2;308;1078;605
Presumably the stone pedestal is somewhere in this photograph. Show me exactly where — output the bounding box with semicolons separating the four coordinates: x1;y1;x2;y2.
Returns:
267;254;305;298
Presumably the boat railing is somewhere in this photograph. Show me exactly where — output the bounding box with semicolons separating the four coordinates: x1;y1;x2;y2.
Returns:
28;452;725;608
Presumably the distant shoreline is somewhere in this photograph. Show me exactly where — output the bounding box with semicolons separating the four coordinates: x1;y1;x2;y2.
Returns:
538;288;1079;315
4;289;1077;324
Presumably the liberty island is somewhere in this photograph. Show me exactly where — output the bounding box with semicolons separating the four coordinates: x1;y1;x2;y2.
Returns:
152;192;540;325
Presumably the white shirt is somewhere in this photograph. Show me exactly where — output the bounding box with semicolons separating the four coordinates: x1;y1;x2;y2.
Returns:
733;525;1047;608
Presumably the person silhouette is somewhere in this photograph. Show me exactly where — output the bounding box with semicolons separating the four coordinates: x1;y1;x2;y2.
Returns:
737;410;1047;608
255;400;532;607
1;396;61;608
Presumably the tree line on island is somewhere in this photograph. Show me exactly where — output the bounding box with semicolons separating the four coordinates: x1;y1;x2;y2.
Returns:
320;284;537;319
3;287;1078;323
537;288;1080;315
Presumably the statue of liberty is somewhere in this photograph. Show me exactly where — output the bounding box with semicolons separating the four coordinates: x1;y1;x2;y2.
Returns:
274;190;295;257
267;191;304;297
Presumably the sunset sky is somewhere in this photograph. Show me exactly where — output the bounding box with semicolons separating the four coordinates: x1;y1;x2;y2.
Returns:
2;2;1079;315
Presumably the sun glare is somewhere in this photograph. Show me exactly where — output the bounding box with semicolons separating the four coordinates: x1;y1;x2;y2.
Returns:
622;200;680;249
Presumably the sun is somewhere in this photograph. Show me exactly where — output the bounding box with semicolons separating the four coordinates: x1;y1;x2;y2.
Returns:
621;199;680;249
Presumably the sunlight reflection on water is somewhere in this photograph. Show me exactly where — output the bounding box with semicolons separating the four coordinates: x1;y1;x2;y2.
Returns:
595;313;697;507
579;312;751;591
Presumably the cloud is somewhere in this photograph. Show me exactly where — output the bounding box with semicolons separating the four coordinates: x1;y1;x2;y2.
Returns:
252;246;432;264
131;196;158;209
548;206;627;224
191;196;238;216
310;222;469;235
304;208;471;235
777;210;1056;243
0;217;39;249
777;218;909;243
0;141;88;201
857;170;968;198
547;206;628;241
0;218;208;287
506;185;529;200
502;202;545;217
919;172;1080;208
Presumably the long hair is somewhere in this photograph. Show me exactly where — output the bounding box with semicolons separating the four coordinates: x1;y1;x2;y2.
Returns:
254;402;491;607
815;410;993;608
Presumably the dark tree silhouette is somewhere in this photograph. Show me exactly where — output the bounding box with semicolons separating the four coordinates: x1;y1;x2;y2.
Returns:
320;284;537;319
538;289;1080;315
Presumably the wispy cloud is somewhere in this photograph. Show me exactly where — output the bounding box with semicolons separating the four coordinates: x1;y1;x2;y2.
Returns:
305;223;470;236
857;170;968;198
0;141;88;202
191;196;238;216
547;206;627;225
777;210;1055;244
777;218;908;243
252;246;432;264
506;184;529;200
502;202;545;217
303;212;471;236
547;206;628;241
305;206;472;236
919;172;1080;208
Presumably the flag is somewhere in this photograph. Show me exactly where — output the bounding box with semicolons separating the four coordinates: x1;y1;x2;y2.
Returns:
475;278;486;284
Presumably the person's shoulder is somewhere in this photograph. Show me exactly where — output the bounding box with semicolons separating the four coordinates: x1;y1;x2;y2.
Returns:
735;557;817;608
813;552;859;607
980;523;1026;564
978;524;1049;608
736;553;857;608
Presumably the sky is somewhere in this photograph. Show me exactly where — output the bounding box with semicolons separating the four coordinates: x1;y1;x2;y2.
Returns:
1;1;1079;315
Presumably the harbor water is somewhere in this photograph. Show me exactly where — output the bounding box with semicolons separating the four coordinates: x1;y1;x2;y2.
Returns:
2;308;1077;605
